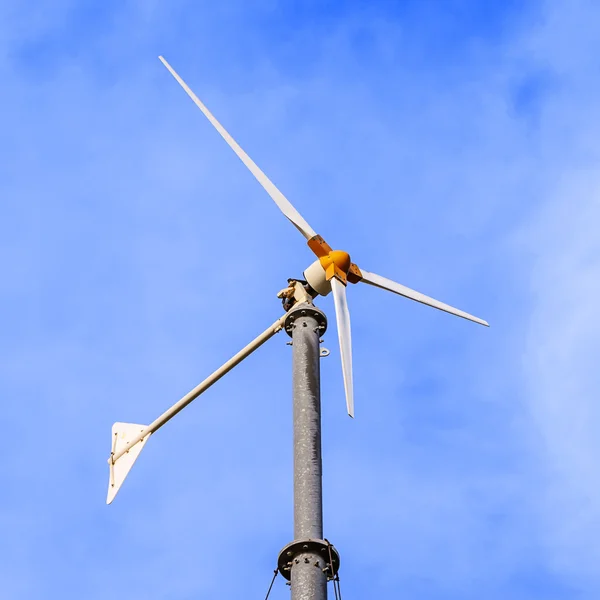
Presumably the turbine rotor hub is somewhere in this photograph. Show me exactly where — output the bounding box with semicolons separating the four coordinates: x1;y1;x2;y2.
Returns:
319;250;352;281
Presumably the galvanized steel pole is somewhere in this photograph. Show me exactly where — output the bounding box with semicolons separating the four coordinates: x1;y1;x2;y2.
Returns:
291;305;326;600
277;302;339;600
291;307;324;543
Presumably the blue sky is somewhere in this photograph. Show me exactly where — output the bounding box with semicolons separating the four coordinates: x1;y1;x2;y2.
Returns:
1;0;600;598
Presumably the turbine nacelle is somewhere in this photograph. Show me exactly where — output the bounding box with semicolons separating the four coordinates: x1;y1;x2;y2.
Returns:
304;259;334;296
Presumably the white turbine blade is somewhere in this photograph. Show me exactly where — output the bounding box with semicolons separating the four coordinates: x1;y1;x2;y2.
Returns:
360;269;489;327
331;278;354;418
158;56;317;240
107;422;151;504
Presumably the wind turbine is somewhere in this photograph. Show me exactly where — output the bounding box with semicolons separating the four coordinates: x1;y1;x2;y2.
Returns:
157;57;487;417
106;56;488;600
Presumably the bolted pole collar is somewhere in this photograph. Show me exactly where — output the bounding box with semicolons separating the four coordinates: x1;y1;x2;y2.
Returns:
284;302;328;338
277;539;341;582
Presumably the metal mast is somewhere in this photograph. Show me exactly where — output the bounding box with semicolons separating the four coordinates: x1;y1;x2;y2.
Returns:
277;301;340;600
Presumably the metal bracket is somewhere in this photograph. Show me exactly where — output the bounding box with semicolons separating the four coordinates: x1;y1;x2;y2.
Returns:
108;431;118;488
277;539;340;581
278;280;315;312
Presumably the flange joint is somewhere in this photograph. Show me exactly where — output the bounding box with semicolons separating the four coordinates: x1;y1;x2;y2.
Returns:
277;539;340;581
284;303;327;337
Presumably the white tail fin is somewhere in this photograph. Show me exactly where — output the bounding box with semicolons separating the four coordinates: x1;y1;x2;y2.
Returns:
107;422;150;504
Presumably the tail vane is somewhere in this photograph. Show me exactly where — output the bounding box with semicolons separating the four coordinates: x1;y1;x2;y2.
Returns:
107;422;150;504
